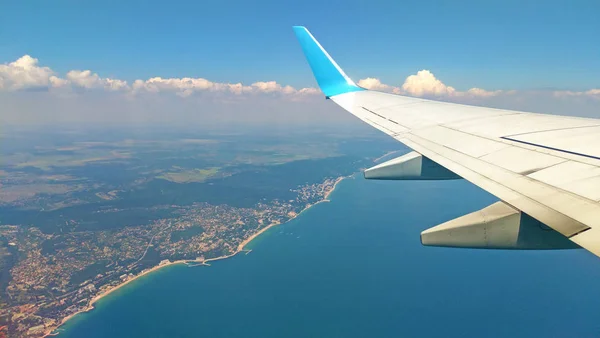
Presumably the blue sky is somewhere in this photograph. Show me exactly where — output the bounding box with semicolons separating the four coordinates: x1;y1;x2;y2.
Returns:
1;0;599;127
2;0;599;91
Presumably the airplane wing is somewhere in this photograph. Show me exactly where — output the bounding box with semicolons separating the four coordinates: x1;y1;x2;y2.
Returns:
293;26;600;258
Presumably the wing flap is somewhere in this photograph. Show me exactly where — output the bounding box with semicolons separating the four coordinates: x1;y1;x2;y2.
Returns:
446;113;600;138
400;133;592;237
505;125;600;160
571;228;600;257
411;126;509;158
479;146;566;174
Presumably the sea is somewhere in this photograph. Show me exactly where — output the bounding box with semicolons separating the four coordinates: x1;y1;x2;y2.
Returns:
58;174;600;338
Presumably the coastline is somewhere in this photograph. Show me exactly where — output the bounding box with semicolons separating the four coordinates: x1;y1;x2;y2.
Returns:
44;175;348;337
236;176;346;252
324;176;345;200
48;258;200;335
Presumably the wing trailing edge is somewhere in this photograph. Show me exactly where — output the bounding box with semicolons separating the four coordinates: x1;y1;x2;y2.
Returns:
421;201;580;250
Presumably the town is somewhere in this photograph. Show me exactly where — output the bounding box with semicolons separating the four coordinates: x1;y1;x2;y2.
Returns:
0;177;343;337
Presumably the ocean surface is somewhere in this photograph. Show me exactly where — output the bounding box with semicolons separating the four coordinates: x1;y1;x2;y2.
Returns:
59;175;600;338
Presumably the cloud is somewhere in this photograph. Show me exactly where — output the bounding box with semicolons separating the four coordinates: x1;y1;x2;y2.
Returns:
401;70;457;97
357;77;391;91
0;55;320;99
357;70;508;99
129;78;306;98
3;54;598;104
462;87;503;98
553;89;600;100
132;77;231;97
250;81;290;93
66;70;130;91
49;76;69;88
0;55;55;90
1;54;600;126
296;87;320;95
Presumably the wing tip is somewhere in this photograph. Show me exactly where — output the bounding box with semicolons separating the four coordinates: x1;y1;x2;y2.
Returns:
292;26;363;97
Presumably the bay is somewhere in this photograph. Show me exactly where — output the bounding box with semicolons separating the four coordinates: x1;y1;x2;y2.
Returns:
59;175;600;337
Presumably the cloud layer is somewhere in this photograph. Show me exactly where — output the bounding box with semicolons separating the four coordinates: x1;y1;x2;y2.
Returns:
359;71;504;98
1;54;599;127
0;55;57;90
2;54;599;102
0;55;319;99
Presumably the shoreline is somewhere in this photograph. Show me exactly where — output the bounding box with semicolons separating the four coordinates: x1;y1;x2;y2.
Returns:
324;176;345;200
47;258;201;335
44;175;348;337
237;175;346;252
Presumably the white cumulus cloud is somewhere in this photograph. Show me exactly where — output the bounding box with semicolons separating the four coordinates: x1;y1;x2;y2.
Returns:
0;55;320;100
2;54;600;107
250;81;297;94
49;76;69;88
357;77;391;91
461;87;503;98
66;70;129;91
129;78;305;97
553;89;600;99
0;55;55;90
357;70;507;99
401;70;456;97
296;87;320;95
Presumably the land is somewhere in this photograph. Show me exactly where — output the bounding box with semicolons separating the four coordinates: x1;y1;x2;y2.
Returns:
0;128;395;337
43;175;347;336
156;167;221;183
5;177;343;337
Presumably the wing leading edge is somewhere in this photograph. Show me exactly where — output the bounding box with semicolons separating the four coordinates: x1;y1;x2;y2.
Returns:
293;26;600;259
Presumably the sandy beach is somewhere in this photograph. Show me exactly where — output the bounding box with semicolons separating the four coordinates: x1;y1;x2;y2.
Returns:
45;258;196;336
237;175;346;252
324;176;345;200
44;175;348;337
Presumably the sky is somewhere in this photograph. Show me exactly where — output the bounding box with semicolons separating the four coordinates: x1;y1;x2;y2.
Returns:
1;0;599;127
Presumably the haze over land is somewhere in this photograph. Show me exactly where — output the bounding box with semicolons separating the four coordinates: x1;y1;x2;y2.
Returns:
2;53;599;127
0;127;397;336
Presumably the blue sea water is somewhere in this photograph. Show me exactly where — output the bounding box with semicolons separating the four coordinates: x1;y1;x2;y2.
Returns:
60;175;600;338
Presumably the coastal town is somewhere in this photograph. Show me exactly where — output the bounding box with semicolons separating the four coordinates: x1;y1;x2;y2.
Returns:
0;176;345;337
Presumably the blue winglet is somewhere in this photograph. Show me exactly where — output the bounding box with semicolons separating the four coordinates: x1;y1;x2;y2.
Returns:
293;26;364;98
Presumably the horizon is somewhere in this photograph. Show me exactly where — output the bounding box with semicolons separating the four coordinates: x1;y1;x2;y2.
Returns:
1;0;599;126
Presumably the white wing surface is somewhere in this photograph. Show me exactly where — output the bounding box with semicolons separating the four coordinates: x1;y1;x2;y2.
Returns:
293;26;600;258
